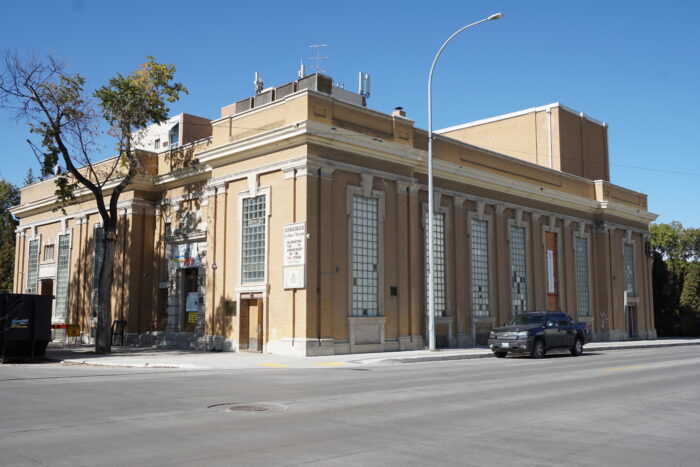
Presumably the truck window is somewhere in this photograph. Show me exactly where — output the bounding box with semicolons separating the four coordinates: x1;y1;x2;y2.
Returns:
554;313;570;326
508;314;544;325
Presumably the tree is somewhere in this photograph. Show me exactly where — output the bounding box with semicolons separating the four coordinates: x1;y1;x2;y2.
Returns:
0;178;20;292
0;52;186;353
650;222;700;336
23;167;38;186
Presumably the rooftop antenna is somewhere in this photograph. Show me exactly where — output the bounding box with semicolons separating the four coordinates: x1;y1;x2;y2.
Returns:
254;72;264;94
358;72;371;99
298;60;306;79
308;44;328;74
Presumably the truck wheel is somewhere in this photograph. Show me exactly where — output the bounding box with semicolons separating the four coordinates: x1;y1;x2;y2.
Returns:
493;351;508;358
570;337;583;356
531;339;545;359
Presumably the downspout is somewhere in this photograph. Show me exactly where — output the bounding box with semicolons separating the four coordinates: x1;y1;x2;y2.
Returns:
317;167;322;344
291;170;296;347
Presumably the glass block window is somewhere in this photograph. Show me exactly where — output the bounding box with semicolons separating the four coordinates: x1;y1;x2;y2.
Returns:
55;234;71;319
242;195;266;283
510;226;527;314
425;211;447;317
471;219;490;317
574;236;590;317
26;239;39;294
92;226;104;318
352;195;379;317
623;243;637;297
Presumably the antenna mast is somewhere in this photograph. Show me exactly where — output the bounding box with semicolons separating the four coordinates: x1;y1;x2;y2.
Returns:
308;44;328;74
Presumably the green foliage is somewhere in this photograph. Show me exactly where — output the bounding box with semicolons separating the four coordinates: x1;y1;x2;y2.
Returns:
95;57;187;149
0;52;186;353
23;168;37;186
0;178;20;292
651;222;700;336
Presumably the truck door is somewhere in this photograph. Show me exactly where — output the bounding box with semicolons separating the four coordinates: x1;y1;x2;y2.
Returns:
544;313;561;349
557;314;575;347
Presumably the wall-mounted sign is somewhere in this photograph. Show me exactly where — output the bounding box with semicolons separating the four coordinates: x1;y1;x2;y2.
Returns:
283;265;305;289
171;243;203;269
283;222;306;266
283;222;306;288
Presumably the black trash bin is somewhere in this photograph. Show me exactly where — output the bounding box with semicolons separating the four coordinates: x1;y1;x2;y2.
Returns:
0;294;52;363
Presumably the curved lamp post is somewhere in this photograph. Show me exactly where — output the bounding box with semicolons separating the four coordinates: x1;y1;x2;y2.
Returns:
427;13;503;351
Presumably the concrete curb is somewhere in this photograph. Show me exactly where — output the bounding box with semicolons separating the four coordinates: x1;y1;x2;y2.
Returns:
359;340;700;365
47;339;700;370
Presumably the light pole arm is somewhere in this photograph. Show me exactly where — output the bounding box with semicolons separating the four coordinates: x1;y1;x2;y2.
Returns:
426;13;502;351
427;16;493;135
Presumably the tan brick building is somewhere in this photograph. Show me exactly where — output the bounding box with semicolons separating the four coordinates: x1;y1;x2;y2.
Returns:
10;73;657;355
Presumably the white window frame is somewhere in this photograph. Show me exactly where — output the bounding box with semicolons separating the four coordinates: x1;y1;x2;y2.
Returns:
43;243;55;263
467;209;494;318
346;185;385;318
25;234;41;294
422;202;451;318
508;219;530;315
574;231;592;318
92;223;104;318
236;186;271;291
622;238;637;298
54;229;72;321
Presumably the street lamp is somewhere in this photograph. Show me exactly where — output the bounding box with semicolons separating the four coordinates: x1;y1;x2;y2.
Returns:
427;12;503;351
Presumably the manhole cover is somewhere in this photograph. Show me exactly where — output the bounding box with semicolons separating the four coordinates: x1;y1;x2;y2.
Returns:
207;402;287;413
228;405;268;412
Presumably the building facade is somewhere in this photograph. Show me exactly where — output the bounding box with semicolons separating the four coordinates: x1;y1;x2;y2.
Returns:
10;73;657;355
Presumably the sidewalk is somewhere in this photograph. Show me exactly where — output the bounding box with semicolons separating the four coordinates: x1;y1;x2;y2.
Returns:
36;338;700;370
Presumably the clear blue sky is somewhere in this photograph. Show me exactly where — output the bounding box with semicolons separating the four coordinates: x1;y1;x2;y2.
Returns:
1;0;698;227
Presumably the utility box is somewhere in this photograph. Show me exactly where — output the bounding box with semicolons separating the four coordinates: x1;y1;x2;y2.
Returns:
0;294;52;363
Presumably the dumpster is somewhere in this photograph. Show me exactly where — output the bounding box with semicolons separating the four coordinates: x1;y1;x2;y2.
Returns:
0;294;52;363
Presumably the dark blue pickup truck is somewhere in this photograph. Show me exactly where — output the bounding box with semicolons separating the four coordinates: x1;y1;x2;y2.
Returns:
488;311;591;359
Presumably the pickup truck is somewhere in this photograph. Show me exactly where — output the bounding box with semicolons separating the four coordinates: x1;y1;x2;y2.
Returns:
488;311;591;359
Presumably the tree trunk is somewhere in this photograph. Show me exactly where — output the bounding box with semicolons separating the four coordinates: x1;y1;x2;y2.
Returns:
94;229;116;354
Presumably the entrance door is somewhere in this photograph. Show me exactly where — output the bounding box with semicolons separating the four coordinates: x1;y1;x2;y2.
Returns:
626;305;638;339
239;298;263;352
181;268;199;332
545;232;559;310
40;279;55;319
40;279;53;297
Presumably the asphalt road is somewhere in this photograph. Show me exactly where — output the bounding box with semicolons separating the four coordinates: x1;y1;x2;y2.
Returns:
1;346;699;466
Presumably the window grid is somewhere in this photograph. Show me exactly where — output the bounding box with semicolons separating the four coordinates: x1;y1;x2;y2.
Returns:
55;234;70;319
26;239;39;294
574;236;590;317
92;226;104;317
623;243;636;297
242;195;267;283
510;226;527;314
352;195;379;317
471;219;490;317
425;211;447;317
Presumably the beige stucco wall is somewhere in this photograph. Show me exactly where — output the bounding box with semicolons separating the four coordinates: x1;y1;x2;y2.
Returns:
11;88;657;352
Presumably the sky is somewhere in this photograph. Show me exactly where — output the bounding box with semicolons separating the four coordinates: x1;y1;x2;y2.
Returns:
0;0;698;227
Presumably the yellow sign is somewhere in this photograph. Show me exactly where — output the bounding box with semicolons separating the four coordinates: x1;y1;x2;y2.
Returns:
187;312;198;324
67;324;80;337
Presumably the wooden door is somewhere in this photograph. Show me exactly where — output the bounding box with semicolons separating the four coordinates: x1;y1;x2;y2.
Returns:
545;232;558;310
239;300;249;349
40;279;53;296
248;299;263;352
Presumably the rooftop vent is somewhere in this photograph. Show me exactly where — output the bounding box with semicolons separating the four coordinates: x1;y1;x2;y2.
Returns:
221;72;369;118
